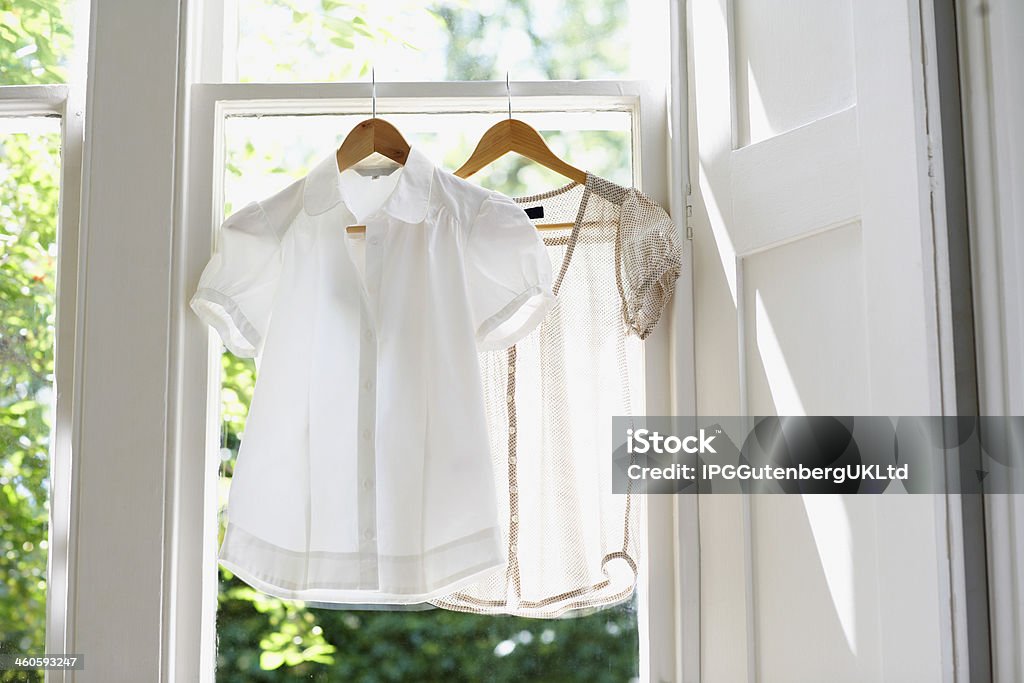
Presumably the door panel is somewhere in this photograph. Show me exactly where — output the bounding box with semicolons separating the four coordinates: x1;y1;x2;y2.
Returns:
743;222;870;416
688;0;953;680
733;0;857;146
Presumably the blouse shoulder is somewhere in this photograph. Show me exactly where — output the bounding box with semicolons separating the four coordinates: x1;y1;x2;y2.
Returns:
253;176;305;242
430;169;497;224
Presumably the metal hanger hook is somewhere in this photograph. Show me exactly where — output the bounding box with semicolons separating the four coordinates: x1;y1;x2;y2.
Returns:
371;67;376;119
506;71;511;120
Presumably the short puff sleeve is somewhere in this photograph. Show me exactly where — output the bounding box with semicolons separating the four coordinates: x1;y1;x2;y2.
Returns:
464;193;555;351
617;188;682;339
190;201;282;358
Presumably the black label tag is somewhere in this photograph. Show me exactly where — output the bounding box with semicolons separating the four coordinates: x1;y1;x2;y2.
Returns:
524;206;545;219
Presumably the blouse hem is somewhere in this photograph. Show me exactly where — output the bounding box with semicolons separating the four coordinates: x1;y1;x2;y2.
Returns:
217;521;507;605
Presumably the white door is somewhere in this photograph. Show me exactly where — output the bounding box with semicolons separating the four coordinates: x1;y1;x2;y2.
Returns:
688;0;957;681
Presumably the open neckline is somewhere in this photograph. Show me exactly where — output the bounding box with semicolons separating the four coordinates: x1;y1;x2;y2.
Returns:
511;173;593;295
338;164;406;224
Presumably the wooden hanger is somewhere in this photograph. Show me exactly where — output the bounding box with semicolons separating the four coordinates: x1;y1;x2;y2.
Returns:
455;119;587;186
336;118;410;175
454;75;586;232
343;70;411;235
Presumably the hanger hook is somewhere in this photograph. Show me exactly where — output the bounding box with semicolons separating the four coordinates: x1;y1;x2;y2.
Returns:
371;67;376;119
506;71;511;120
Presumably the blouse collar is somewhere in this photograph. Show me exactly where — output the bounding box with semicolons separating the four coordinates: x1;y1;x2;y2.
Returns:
302;145;434;224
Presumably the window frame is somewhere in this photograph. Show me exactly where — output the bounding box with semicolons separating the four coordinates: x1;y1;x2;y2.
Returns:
53;0;697;680
175;78;688;682
0;81;84;683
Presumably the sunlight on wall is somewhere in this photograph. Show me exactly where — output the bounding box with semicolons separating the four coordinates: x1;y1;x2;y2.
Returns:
801;495;857;655
754;290;804;414
744;63;773;146
698;164;738;305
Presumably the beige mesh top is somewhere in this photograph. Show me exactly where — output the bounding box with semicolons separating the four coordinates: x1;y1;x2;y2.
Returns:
430;173;683;618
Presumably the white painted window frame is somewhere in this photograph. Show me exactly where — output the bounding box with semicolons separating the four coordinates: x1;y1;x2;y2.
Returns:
0;81;84;679
173;77;693;683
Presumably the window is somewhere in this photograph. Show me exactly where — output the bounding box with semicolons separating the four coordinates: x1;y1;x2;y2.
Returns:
212;105;643;680
0;1;686;680
0;118;61;680
221;0;667;83
0;1;85;679
177;3;679;681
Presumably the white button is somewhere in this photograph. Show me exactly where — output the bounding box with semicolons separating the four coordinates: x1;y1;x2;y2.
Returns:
361;428;371;440
362;478;374;490
509;456;517;465
510;514;519;523
362;528;375;541
369;236;380;246
510;485;518;495
363;379;373;391
509;426;517;435
364;329;374;341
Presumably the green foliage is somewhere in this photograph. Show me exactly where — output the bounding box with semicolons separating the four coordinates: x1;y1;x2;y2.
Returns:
234;0;445;82
0;4;73;680
216;566;639;682
0;0;74;84
0;131;60;683
433;0;628;81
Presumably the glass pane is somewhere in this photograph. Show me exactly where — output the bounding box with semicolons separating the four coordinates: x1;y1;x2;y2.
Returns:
0;118;62;683
230;0;667;83
214;112;640;681
221;110;632;215
0;0;76;84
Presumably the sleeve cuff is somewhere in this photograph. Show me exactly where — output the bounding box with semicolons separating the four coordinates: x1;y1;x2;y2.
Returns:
475;285;556;352
190;287;262;358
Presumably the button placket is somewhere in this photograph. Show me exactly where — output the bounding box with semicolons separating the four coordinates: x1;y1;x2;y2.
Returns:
364;218;386;318
356;294;379;589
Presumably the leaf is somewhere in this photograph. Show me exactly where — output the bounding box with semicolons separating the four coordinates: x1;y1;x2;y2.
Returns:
259;650;285;670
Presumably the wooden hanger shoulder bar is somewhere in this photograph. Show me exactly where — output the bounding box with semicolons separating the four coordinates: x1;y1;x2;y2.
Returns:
345;220;577;235
454;119;587;185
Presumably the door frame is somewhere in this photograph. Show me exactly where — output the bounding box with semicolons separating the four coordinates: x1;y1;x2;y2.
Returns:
954;0;1024;681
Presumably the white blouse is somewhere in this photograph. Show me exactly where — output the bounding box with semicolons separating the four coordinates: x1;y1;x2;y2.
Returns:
190;146;555;603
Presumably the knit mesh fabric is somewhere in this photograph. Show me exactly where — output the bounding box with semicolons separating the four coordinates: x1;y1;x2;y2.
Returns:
430;174;682;618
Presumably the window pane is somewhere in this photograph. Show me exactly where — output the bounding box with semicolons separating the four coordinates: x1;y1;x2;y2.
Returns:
0;1;76;84
0;119;61;682
230;0;667;83
214;112;640;681
221;110;632;215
